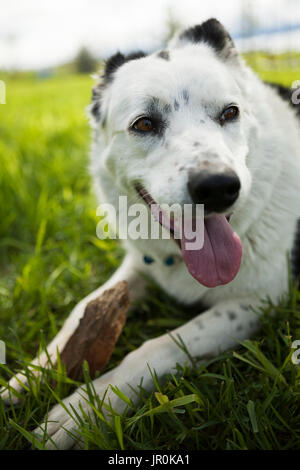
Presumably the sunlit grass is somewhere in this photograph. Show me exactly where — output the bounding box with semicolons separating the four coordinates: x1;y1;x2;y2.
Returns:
244;51;300;86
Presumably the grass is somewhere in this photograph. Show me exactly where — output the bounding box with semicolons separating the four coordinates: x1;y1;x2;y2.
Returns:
0;56;300;450
243;51;300;86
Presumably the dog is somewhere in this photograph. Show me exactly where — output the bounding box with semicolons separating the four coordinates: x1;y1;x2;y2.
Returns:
2;18;300;449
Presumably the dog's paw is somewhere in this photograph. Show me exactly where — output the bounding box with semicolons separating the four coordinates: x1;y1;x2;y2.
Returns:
34;372;130;449
0;373;28;405
34;391;87;450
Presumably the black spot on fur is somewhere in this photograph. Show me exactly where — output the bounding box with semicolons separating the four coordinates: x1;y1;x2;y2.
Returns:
214;310;222;317
147;96;160;113
292;219;300;281
157;50;170;61
163;103;172;114
174;99;180;111
182;89;189;104
147;97;171;118
265;82;300;119
249;320;258;329
240;303;249;311
236;324;243;332
90;100;101;121
227;311;237;320
90;84;103;121
179;18;235;59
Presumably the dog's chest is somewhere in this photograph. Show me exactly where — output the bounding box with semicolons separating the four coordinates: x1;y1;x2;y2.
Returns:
124;237;209;303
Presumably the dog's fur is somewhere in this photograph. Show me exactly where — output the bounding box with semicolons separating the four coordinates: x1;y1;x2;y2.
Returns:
3;19;300;449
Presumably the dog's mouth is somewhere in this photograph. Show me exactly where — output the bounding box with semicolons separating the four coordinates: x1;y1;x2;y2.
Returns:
135;183;242;288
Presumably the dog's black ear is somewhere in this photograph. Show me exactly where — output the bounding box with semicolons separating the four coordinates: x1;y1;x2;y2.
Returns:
176;18;238;63
89;50;147;123
103;52;127;84
103;51;146;85
89;53;127;122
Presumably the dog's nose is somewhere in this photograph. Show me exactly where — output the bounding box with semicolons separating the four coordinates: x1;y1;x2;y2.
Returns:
188;170;241;213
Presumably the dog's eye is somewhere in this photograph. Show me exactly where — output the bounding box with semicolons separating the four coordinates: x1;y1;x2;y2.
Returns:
132;117;154;133
220;106;239;125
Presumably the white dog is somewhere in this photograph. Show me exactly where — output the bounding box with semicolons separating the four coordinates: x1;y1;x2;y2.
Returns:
2;19;300;449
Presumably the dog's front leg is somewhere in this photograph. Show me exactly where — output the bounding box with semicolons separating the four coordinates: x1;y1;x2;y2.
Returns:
1;255;145;404
36;296;261;449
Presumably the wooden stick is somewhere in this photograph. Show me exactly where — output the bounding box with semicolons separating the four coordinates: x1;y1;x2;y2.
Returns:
59;281;130;381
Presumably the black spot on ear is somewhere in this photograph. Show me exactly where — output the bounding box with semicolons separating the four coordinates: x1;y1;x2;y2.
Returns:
179;18;231;51
179;18;237;61
104;52;126;82
103;50;146;85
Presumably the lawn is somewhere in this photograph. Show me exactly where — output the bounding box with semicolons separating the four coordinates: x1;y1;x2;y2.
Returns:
0;60;300;450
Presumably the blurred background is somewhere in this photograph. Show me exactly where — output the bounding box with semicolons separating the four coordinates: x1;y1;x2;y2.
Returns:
1;0;300;80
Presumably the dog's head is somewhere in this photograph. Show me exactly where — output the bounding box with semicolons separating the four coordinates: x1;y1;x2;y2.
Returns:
90;19;259;288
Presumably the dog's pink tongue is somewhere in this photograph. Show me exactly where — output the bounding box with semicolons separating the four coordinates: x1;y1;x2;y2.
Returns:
181;215;242;288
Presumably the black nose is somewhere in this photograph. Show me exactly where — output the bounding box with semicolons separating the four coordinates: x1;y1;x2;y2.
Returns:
188;170;241;213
